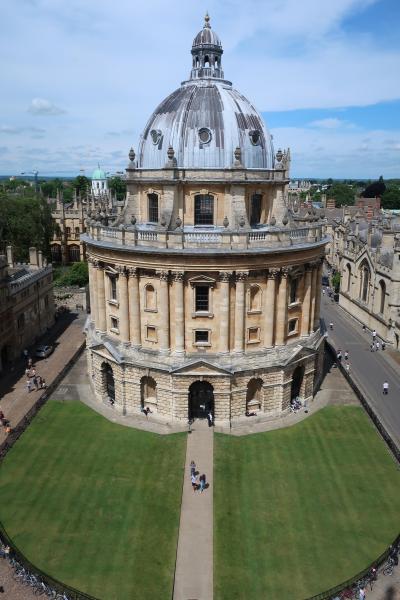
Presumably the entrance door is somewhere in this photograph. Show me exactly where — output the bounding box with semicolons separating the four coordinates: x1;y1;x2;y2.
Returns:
291;365;304;400
188;381;214;420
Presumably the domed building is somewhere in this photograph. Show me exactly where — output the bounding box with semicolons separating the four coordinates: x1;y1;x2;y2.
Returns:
91;165;108;197
83;15;327;424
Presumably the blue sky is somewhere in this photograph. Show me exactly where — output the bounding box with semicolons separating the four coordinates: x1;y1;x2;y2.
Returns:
0;0;399;178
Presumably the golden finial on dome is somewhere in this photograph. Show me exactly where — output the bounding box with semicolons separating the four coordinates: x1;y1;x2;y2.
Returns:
204;12;211;28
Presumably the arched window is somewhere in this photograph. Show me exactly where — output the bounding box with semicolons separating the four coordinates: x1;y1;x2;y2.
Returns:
250;193;262;226
148;193;159;223
246;378;263;413
204;55;210;67
68;244;80;263
346;263;351;292
140;376;157;411
145;284;157;311
102;363;115;405
194;194;214;225
248;285;261;312
359;261;370;302
51;244;62;262
289;278;298;304
379;280;386;314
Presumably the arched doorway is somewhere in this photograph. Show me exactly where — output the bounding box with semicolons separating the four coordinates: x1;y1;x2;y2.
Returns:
140;376;157;412
291;365;304;401
246;378;263;413
102;363;115;405
188;381;214;420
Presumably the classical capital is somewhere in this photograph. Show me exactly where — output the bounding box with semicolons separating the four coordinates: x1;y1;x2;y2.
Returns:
267;268;280;279
93;259;101;270
219;271;232;282
235;271;249;281
127;267;139;277
280;266;292;278
116;265;126;275
157;270;170;282
172;271;185;282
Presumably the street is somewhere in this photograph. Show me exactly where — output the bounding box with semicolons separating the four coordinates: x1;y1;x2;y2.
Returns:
321;297;400;447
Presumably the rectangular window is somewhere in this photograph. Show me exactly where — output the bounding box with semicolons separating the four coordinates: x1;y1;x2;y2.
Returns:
148;194;159;223
110;317;118;330
195;285;209;312
110;277;117;301
288;319;298;333
146;326;157;342
194;194;214;225
195;330;209;344
289;279;298;304
248;327;260;343
17;313;25;330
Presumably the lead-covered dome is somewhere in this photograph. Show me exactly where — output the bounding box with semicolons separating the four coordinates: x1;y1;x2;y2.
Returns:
137;15;274;170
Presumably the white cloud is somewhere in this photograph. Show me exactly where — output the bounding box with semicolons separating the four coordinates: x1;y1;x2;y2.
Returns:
1;125;46;134
28;98;66;116
308;118;355;129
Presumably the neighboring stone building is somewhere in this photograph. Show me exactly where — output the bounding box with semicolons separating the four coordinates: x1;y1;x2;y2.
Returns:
327;211;400;349
50;180;123;264
0;246;55;373
83;15;328;424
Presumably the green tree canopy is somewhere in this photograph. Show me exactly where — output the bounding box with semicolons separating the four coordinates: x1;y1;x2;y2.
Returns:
73;175;90;196
0;189;55;261
53;262;89;287
108;176;127;201
381;186;400;210
327;183;355;207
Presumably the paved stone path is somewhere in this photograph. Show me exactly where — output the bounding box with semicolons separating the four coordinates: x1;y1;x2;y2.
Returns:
173;420;213;600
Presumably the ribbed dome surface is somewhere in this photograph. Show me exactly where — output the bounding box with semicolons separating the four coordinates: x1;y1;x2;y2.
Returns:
192;27;222;48
138;81;273;170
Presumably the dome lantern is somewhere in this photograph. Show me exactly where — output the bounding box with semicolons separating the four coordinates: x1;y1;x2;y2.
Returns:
190;13;224;81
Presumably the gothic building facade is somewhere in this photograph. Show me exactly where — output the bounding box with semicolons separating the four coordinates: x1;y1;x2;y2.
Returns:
83;16;327;424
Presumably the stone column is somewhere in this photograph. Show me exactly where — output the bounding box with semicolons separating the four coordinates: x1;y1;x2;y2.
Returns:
219;272;231;354
117;266;130;343
309;263;318;333
313;260;323;330
158;271;170;353
96;263;107;332
128;268;141;347
264;269;279;348
173;271;185;354
301;266;312;336
275;268;289;345
234;272;248;354
88;258;97;325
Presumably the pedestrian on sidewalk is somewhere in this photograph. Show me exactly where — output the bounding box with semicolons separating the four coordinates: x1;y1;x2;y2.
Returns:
190;460;196;477
337;350;342;362
370;342;374;352
382;341;386;351
207;411;213;427
362;324;366;332
372;329;377;340
199;474;206;493
191;473;197;492
359;587;366;600
329;322;333;330
28;358;33;368
26;379;33;393
344;350;349;360
383;381;389;395
345;363;350;374
375;341;380;351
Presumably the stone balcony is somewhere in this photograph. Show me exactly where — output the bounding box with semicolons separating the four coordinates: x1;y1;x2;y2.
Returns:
83;223;326;254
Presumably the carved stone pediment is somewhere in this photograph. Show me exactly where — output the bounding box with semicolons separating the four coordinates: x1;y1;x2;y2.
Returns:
172;360;232;376
89;341;123;363
187;275;216;287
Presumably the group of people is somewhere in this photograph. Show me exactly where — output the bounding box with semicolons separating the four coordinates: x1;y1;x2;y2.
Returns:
24;353;46;394
190;460;207;493
0;410;11;435
336;348;351;373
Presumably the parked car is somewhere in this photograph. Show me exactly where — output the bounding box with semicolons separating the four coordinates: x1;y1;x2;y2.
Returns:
35;345;54;359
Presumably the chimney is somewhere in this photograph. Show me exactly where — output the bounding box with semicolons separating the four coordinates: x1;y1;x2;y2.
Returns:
29;246;38;269
38;250;43;268
6;245;14;268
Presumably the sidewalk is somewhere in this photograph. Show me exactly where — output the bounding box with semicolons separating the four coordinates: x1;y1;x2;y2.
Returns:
0;311;86;444
173;420;213;600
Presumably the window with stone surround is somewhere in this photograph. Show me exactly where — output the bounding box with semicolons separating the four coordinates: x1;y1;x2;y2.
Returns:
194;329;210;346
248;285;262;313
144;284;157;311
146;325;157;342
289;278;298;304
148;193;159;223
247;327;260;343
110;316;119;332
194;194;214;225
288;318;298;335
109;276;117;301
195;285;209;312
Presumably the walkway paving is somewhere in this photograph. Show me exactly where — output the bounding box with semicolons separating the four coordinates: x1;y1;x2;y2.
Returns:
0;311;86;444
173;420;213;600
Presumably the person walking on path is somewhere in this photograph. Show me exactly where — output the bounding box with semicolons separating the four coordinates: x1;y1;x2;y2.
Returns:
329;322;333;330
344;350;349;360
382;341;386;350
207;411;213;427
370;342;375;352
383;381;389;395
345;363;350;374
359;587;366;600
372;329;377;341
375;341;380;351
191;473;197;492
190;460;196;477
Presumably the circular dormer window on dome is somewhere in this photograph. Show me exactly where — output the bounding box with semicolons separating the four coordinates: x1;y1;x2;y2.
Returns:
249;130;261;146
150;129;162;145
199;127;212;145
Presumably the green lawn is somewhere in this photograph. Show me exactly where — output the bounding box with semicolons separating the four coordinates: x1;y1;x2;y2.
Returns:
0;401;186;600
214;406;400;600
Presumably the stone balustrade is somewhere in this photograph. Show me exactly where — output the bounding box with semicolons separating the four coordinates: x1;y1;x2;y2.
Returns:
84;224;325;251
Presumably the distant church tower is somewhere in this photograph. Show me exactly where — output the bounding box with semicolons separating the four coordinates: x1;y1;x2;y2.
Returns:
91;165;108;197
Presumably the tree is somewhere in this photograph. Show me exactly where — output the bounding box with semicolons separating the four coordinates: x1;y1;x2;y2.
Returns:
73;175;90;197
332;272;340;292
381;186;400;210
40;178;63;198
108;176;127;201
0;189;55;261
327;183;355;207
54;262;89;287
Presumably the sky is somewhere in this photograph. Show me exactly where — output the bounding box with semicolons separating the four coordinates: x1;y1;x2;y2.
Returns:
1;0;400;179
